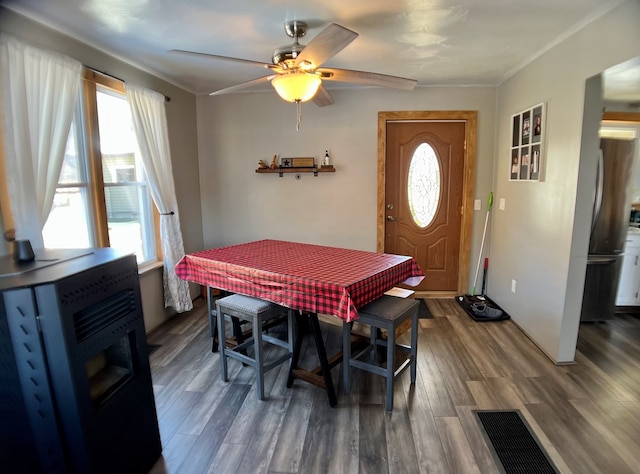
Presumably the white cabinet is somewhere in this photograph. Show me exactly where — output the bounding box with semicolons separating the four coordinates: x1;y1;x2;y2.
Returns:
616;232;640;306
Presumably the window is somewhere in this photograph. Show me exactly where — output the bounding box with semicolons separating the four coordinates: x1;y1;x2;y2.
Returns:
42;71;157;264
42;114;94;248
407;143;441;228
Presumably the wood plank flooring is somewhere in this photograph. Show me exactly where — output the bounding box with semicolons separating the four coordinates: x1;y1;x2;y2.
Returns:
147;298;640;473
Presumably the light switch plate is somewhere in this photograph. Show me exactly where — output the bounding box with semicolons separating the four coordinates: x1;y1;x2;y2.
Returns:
474;199;481;210
499;198;506;210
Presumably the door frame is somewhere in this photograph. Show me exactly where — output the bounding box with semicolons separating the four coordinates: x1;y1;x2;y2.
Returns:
377;111;478;297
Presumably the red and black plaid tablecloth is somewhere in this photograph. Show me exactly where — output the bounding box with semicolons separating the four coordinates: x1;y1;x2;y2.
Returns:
175;239;424;322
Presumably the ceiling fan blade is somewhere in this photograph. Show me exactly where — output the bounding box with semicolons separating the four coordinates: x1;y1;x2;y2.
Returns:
312;86;334;107
170;49;274;69
318;67;417;91
209;75;276;96
295;24;358;69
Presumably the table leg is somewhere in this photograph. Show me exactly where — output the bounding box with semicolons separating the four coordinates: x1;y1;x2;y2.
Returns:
207;287;219;352
308;313;338;407
286;312;307;388
287;312;338;408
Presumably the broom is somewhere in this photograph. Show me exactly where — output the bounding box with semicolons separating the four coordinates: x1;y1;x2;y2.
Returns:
471;192;493;296
481;257;489;297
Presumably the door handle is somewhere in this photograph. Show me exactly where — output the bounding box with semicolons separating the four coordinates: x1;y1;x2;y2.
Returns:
387;215;396;221
587;256;617;265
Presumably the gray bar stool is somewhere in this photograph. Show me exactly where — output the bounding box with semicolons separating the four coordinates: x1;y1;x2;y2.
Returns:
216;294;294;400
342;295;419;411
207;287;244;352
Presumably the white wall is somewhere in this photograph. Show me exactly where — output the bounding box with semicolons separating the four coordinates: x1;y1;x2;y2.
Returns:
196;86;497;293
492;0;640;362
139;267;168;333
0;8;203;331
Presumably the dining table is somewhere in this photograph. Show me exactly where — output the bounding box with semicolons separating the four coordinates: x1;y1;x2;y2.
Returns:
175;239;424;406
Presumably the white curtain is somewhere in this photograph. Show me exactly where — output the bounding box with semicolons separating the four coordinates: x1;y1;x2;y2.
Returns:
0;34;81;248
126;84;192;313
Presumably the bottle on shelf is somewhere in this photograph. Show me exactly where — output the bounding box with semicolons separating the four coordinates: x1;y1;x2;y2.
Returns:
323;150;331;167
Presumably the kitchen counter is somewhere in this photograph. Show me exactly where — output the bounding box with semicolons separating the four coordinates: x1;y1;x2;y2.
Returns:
616;229;640;306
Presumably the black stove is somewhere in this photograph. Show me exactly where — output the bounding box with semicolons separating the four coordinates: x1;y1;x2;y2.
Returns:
0;248;161;473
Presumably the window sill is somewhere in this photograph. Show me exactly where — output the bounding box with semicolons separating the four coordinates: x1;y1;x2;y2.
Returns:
138;260;163;275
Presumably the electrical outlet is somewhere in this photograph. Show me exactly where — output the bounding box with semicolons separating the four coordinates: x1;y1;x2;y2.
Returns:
474;199;481;210
499;198;506;210
511;279;517;293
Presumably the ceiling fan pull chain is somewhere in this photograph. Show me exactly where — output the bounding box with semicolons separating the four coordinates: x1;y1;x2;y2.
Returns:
296;99;302;131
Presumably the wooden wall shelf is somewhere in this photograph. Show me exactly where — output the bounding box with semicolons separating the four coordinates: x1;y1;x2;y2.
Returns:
255;166;335;177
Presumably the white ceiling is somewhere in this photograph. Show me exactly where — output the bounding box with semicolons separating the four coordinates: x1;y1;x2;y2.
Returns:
602;55;640;103
3;0;638;101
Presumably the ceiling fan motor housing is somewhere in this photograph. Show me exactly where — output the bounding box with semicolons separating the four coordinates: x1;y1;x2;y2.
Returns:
273;20;308;67
272;43;305;66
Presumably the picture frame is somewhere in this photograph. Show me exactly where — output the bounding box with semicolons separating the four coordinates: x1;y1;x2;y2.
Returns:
510;102;545;181
280;157;293;168
280;157;315;168
291;157;315;168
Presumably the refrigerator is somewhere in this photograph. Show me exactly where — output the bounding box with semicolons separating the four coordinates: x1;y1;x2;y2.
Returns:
581;138;636;322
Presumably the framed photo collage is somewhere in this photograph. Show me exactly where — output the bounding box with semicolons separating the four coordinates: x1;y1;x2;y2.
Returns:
510;102;545;181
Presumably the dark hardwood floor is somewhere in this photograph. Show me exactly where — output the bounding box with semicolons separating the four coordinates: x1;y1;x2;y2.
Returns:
147;298;640;473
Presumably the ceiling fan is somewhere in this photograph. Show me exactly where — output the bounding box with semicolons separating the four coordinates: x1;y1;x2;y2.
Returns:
170;20;418;108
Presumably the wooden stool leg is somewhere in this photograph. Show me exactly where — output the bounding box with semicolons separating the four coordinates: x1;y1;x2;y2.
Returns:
386;324;395;411
217;301;229;382
410;309;418;384
287;309;295;361
342;321;353;394
254;314;265;400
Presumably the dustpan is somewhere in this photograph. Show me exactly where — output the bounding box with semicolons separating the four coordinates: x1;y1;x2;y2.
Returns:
455;294;510;322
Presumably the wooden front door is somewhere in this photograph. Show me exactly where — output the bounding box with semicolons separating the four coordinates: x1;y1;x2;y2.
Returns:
377;112;476;296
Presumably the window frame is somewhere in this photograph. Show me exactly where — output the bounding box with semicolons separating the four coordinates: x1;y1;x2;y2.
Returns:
84;70;117;247
55;69;160;264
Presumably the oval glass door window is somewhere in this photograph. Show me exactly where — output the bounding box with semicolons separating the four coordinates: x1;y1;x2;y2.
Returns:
407;143;440;228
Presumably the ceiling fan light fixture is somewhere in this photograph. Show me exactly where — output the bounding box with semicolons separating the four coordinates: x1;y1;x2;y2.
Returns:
272;72;321;103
